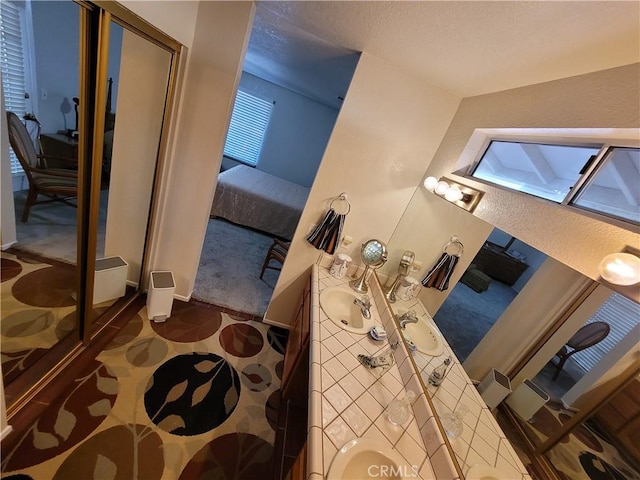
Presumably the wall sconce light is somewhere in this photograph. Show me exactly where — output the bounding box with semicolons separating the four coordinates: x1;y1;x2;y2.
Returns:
597;249;640;286
423;176;484;213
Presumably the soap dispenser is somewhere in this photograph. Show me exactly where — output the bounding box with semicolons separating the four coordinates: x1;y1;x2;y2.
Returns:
386;390;416;425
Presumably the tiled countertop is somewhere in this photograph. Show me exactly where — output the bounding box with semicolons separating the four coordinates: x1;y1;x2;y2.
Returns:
307;263;458;480
390;295;532;479
307;257;532;479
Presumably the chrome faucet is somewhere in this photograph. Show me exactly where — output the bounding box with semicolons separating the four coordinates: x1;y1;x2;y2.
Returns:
354;295;371;319
398;310;418;329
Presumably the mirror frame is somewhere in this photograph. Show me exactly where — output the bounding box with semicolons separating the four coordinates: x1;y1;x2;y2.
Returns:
376;271;466;479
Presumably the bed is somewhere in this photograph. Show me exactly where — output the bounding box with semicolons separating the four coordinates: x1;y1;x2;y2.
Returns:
210;165;310;240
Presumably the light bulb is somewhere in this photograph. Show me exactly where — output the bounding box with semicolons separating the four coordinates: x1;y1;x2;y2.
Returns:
435;181;449;196
445;186;464;202
598;252;640;286
423;176;438;192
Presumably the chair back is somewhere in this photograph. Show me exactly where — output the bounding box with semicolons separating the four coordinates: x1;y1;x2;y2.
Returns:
6;111;39;175
567;321;610;350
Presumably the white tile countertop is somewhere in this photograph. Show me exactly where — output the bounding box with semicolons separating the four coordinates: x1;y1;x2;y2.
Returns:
390;296;532;479
307;262;458;480
307;257;532;480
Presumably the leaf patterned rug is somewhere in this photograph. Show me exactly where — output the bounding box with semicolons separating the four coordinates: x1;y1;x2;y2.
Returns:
1;300;288;479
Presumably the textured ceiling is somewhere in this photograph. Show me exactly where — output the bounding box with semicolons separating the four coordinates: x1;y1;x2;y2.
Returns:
245;1;640;108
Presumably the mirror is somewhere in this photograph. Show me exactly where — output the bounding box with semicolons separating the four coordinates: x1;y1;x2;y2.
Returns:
1;1;178;410
350;239;388;294
376;184;640;477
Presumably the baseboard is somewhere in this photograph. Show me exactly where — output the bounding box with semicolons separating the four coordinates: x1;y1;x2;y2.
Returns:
2;240;17;251
263;317;291;330
1;425;13;441
174;292;191;303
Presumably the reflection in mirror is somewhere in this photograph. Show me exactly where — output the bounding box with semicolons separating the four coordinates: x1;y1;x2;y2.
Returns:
380;186;640;477
89;20;172;334
1;0;81;393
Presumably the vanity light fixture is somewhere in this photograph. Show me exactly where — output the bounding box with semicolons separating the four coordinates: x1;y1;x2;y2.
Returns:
597;249;640;286
423;176;484;213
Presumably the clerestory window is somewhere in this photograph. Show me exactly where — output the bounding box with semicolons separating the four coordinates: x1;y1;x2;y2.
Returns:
467;134;639;226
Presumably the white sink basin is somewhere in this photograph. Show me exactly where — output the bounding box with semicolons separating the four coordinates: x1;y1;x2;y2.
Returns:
320;286;374;334
397;309;444;356
327;438;411;480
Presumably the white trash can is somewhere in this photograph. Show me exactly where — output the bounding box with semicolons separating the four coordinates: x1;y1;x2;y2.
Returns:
478;369;512;410
94;256;128;305
147;271;175;322
506;378;550;422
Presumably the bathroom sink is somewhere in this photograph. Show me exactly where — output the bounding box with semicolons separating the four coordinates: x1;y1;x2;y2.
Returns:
327;437;411;480
397;309;444;356
320;286;373;334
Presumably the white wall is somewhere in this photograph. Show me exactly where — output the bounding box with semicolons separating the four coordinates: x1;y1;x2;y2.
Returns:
239;72;340;187
145;1;255;299
31;1;79;133
426;64;640;292
264;53;461;327
413;64;640;379
31;2;123;134
104;30;171;284
464;258;594;382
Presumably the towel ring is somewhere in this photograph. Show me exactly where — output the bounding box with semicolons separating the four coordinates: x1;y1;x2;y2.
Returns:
444;235;464;256
330;193;351;215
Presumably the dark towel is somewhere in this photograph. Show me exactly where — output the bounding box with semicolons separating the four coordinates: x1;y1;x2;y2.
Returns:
306;208;345;255
421;253;460;291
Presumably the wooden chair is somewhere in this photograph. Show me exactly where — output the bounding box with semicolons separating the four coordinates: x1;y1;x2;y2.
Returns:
260;238;290;279
552;321;610;380
6;111;78;222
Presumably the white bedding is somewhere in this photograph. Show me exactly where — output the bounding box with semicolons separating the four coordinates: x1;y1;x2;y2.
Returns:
210;165;310;240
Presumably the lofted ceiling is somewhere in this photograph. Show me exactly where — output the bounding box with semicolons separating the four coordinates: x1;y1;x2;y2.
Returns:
244;1;640;109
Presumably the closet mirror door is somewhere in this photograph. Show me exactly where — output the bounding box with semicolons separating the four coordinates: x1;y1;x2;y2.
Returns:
85;16;172;338
1;0;83;393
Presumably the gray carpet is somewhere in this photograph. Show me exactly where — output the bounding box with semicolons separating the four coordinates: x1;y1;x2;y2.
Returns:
192;218;280;317
433;277;517;363
11;189;106;264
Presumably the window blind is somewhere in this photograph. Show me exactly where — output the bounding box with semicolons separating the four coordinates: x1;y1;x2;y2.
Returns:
571;292;639;373
223;90;273;167
0;0;27;174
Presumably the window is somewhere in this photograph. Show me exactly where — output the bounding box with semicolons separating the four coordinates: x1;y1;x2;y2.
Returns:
471;141;600;203
223;89;273;167
571;147;640;224
0;0;35;174
464;129;640;226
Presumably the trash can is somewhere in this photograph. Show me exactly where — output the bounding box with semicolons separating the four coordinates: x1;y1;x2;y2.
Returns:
478;369;512;410
505;378;550;421
94;256;128;305
147;271;175;322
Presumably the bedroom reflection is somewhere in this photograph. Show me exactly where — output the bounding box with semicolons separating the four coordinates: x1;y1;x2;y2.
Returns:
195;84;354;316
1;0;83;389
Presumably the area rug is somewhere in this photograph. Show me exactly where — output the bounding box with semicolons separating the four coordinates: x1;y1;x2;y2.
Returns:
1;251;77;384
192;219;281;317
12;189;107;264
524;402;640;480
1;300;288;479
433;279;517;362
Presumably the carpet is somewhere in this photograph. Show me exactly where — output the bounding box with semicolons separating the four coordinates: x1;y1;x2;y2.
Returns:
433;278;517;362
192;219;281;317
12;189;107;264
1;301;288;479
